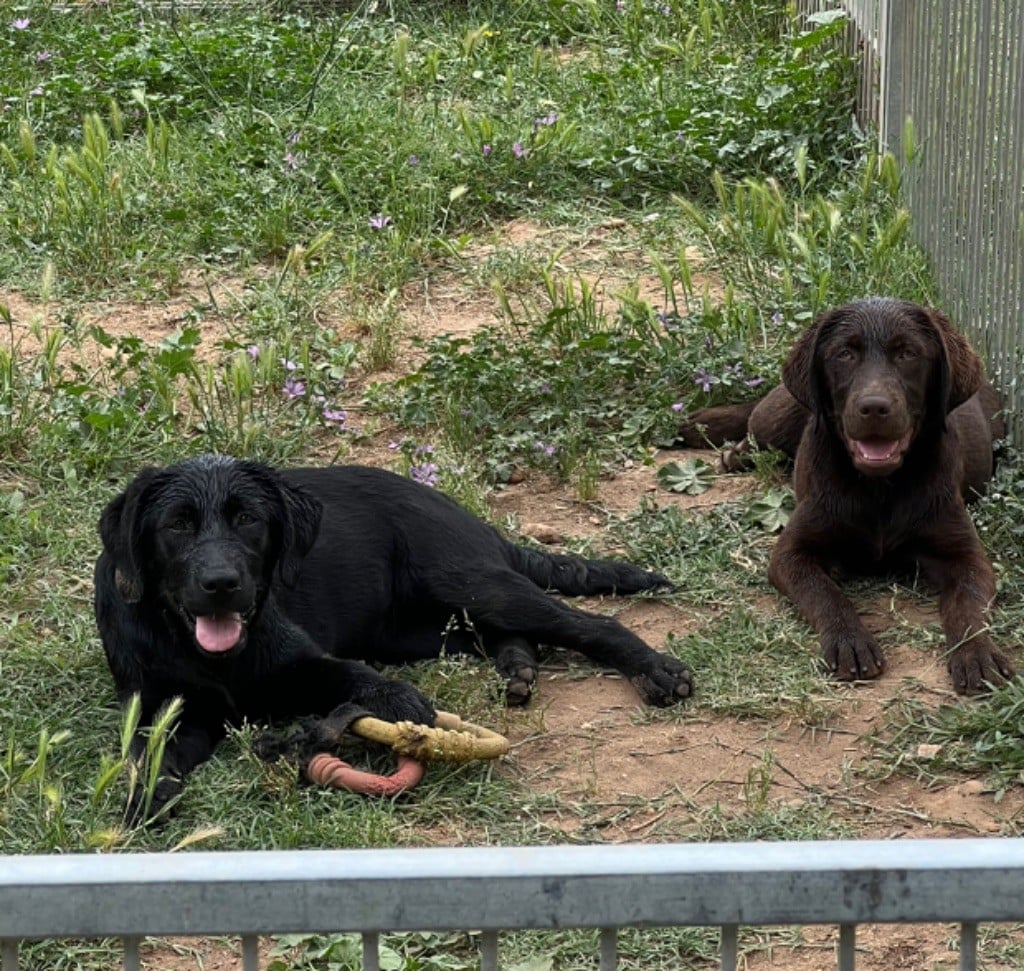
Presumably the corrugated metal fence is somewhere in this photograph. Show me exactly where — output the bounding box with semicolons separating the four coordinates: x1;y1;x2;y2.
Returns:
799;0;1024;437
2;840;1024;970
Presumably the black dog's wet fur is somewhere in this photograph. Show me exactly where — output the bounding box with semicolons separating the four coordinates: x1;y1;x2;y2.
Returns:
95;456;691;820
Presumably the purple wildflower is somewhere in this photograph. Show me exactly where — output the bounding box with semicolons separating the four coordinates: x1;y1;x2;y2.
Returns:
283;151;302;171
280;357;297;371
369;214;392;230
29;87;42;97
283;377;306;399
533;112;558;131
36;50;53;62
671;402;684;413
512;141;527;159
744;376;766;388
407;154;420;166
12;18;30;30
693;368;715;393
246;345;260;359
410;462;439;487
415;444;435;456
322;407;347;424
533;441;556;457
771;311;783;325
287;130;301;145
616;0;624;9
482;144;492;157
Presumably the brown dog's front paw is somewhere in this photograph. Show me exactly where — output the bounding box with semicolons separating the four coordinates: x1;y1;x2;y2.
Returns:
948;641;1016;695
632;654;693;706
822;629;886;682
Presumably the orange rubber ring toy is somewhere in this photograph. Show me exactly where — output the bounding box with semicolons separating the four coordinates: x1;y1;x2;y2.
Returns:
304;710;509;796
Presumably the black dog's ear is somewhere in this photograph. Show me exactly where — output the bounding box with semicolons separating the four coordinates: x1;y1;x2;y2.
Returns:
99;467;161;603
781;307;840;413
918;306;984;412
277;480;323;587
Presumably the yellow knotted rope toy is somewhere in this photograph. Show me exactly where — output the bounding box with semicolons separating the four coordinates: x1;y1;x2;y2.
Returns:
304;710;509;796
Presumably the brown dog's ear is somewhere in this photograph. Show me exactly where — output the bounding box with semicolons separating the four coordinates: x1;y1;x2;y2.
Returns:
99;467;161;603
920;306;984;411
781;307;840;412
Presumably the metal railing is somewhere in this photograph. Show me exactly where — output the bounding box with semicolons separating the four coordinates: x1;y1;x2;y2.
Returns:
798;0;1024;439
2;839;1024;970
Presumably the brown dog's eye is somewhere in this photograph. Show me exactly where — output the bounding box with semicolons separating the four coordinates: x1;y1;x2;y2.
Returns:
895;347;917;361
836;347;857;362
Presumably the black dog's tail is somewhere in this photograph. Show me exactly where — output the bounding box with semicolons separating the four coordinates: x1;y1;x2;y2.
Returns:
508;545;670;596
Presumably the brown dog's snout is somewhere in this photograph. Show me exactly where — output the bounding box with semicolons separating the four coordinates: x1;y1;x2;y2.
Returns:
856;394;892;420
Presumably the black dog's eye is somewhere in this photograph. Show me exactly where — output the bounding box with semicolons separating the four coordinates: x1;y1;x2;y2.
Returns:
836;347;858;362
235;510;257;527
168;516;196;533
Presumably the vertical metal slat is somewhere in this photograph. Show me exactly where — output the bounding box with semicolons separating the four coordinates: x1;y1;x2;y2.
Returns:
241;934;260;971
720;924;738;971
123;936;141;971
838;923;856;971
959;922;978;971
362;932;380;971
599;927;617;971
480;930;499;971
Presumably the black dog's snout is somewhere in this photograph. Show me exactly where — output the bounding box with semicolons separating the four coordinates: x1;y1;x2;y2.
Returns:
856;394;892;419
199;566;242;595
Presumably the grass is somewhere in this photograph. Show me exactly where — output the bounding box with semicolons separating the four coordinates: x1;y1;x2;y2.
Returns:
1;0;1022;967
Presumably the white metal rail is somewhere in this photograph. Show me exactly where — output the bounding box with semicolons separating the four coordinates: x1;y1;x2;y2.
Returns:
2;840;1023;969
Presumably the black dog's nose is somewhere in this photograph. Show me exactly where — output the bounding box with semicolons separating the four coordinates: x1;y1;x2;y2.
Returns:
857;395;891;419
199;567;241;595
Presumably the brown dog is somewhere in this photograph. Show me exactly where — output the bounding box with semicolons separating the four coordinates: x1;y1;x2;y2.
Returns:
679;298;1013;694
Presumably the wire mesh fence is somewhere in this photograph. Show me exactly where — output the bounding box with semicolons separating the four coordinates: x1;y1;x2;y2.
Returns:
799;0;1024;438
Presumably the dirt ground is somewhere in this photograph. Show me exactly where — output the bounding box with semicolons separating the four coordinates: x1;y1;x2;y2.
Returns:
5;222;1022;969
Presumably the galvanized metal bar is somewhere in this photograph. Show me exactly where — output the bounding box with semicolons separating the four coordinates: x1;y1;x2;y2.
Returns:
598;927;617;971
3;841;1024;938
241;934;260;971
719;924;738;971
123;936;140;971
362;931;380;971
959;922;978;971
480;930;498;971
838;923;855;971
1;939;18;970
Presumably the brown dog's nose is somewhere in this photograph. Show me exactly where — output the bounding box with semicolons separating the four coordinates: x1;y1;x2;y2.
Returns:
857;395;891;419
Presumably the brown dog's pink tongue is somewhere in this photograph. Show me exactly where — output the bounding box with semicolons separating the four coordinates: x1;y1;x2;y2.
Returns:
195;614;243;653
856;438;897;461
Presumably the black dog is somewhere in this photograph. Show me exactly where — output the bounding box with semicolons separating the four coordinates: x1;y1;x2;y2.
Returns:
95;455;691;819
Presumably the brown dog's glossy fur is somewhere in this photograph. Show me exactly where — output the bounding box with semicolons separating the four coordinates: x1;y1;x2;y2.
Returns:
678;298;1013;694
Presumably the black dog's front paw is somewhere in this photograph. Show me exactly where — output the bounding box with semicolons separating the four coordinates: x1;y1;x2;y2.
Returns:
124;774;183;827
821;626;885;681
632;653;693;706
357;679;436;726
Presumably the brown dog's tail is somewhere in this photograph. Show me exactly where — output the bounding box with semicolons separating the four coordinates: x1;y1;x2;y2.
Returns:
508;545;671;595
676;401;758;448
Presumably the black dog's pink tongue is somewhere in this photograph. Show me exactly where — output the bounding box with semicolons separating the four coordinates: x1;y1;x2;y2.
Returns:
195;613;243;653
